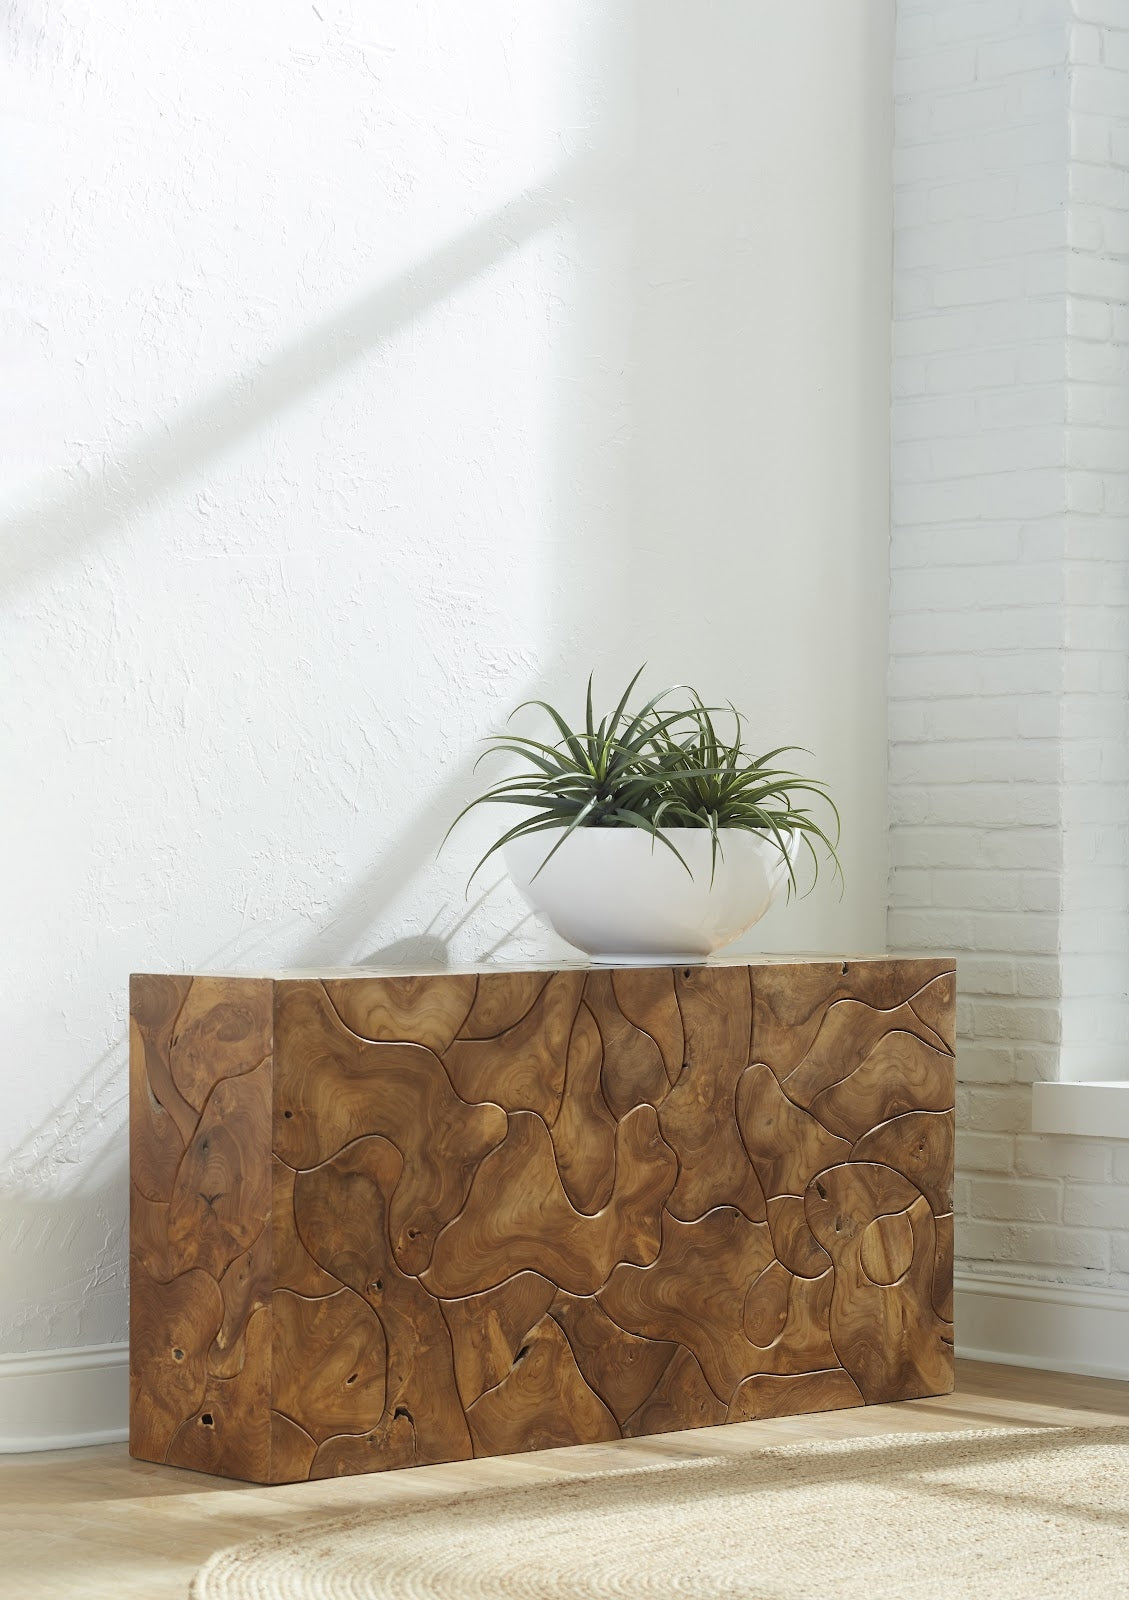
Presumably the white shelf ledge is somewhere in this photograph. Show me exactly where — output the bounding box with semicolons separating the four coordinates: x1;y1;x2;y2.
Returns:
1031;1080;1129;1140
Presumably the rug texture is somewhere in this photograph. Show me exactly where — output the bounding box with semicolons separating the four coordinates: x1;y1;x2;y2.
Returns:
191;1425;1129;1600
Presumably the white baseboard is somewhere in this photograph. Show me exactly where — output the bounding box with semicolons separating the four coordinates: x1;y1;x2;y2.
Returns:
955;1272;1129;1382
0;1342;128;1453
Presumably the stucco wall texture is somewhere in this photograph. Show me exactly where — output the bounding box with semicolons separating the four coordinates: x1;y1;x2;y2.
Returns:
0;2;893;1355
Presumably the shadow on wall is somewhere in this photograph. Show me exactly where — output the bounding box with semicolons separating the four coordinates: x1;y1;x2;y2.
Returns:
354;891;540;969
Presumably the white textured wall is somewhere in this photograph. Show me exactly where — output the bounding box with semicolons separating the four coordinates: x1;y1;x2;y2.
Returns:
890;0;1129;1294
0;2;894;1358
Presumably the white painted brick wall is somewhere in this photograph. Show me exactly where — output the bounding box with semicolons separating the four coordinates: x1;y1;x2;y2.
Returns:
891;0;1129;1293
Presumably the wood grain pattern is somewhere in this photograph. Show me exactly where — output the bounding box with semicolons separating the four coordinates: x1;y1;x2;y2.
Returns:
547;1000;618;1213
441;1272;557;1408
166;1057;272;1281
130;957;955;1484
805;1164;954;1404
601;1206;778;1399
735;1062;850;1199
422;1105;677;1298
728;1366;864;1423
549;1293;678;1425
621;1346;727;1437
441;970;585;1122
585;969;671;1119
323;973;476;1055
465;1315;619;1457
169;977;272;1114
129;975;271;1482
166;1304;272;1477
659;967;766;1224
274;981;506;1274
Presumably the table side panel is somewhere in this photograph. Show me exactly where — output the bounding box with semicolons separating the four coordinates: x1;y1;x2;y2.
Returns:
128;975;274;1480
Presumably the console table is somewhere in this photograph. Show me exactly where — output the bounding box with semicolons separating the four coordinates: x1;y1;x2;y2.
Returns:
129;957;955;1484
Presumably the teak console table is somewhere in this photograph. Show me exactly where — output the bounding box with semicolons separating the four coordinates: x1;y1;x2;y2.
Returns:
129;958;956;1484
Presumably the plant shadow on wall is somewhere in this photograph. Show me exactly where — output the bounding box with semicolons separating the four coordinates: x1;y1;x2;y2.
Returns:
352;892;541;972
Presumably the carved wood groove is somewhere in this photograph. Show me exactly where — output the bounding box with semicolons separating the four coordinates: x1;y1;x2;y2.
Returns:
130;959;955;1483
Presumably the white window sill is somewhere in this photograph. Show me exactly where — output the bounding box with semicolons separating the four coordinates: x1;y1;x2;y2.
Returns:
1031;1081;1129;1140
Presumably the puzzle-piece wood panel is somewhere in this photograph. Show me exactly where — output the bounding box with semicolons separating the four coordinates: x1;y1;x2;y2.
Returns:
130;958;955;1483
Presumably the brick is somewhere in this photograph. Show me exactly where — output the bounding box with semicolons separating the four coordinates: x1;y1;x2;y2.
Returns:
1069;254;1129;303
927;174;1018;223
1066;297;1113;340
1069;161;1129;211
964;995;1060;1038
935;1;1023;46
1016;163;1069;215
966;1084;1033;1133
978;383;1065;430
957;1130;1017;1171
1100;30;1129;73
896;47;979;97
1067;342;1129;384
956;1220;1109;1270
1069;25;1104;68
1068;384;1129;428
960;955;1020;993
1062;1184;1129;1230
889;784;1056;830
895;298;1063;356
891;737;1060;785
889;828;975;872
1013;1044;1061;1082
889;563;1060;612
1015;1134;1112;1182
1071;65;1129;122
892;394;979;441
1071;0;1129;26
929;84;1018;137
979;29;1068;77
897;12;935;55
887;908;978;949
919;343;1021;390
968;1176;1062;1221
932;264;1022;309
886;653;985;695
1014;957;1061;996
958;1043;1018;1083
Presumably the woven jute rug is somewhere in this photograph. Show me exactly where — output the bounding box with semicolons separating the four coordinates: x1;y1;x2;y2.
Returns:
191;1425;1129;1600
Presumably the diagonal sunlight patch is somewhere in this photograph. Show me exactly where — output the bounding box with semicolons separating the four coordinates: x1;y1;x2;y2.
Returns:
1;163;585;596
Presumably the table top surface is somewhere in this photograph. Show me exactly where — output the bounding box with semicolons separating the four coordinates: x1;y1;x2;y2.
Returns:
131;952;954;981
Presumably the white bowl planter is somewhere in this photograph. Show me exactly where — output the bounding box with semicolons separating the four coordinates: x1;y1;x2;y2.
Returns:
503;826;797;964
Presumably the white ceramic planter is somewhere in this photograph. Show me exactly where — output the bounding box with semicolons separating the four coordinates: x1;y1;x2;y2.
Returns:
503;826;796;964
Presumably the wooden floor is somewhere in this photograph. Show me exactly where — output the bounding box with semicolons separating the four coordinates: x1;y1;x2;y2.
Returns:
2;1360;1127;1600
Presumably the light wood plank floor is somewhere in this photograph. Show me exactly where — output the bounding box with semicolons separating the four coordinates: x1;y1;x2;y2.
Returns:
2;1360;1126;1600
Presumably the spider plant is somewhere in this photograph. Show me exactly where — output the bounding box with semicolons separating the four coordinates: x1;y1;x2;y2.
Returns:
642;691;842;895
447;669;842;894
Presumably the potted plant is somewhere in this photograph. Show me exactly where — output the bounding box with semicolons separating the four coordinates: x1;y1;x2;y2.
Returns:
449;669;841;963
